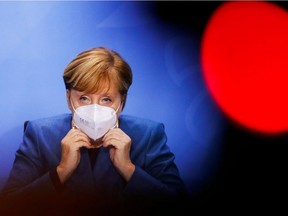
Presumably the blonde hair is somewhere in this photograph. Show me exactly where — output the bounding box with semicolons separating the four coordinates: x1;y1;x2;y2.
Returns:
63;47;133;108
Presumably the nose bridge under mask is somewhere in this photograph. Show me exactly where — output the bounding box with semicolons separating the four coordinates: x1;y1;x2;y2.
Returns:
70;98;121;117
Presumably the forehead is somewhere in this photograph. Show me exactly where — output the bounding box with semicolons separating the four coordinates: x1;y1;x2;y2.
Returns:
72;81;120;97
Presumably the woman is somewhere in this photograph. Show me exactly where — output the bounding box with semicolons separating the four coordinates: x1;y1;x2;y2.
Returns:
0;47;188;215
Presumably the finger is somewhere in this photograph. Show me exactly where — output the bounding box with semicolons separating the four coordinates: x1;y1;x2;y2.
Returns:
102;137;113;148
103;129;123;141
102;137;121;148
65;128;81;140
74;132;89;141
66;127;78;137
102;135;121;144
70;133;89;143
70;129;91;142
74;140;97;149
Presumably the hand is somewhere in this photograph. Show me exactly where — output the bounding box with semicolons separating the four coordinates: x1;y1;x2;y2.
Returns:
102;128;135;182
57;127;96;183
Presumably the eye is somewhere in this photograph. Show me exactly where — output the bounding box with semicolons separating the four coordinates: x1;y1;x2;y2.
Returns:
100;97;112;105
79;96;91;105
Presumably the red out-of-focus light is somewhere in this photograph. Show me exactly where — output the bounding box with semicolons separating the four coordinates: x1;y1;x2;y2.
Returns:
201;1;288;134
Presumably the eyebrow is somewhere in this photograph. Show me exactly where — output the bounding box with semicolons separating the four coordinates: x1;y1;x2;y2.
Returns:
74;90;118;98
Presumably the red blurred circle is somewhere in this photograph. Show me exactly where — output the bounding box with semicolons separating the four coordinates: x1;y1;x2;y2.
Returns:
201;1;288;134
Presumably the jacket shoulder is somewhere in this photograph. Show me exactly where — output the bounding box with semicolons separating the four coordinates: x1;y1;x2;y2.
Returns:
25;113;71;131
120;114;163;126
119;114;165;133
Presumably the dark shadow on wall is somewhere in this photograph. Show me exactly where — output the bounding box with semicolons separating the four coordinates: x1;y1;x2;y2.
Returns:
153;1;224;37
0;125;23;191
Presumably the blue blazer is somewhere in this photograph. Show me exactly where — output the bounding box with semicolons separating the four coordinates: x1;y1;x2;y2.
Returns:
1;114;187;214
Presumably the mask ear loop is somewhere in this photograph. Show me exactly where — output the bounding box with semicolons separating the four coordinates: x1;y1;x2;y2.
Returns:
112;122;119;129
70;97;79;129
113;101;122;129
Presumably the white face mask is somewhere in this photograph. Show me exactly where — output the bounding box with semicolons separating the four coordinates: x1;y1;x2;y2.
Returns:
71;101;121;141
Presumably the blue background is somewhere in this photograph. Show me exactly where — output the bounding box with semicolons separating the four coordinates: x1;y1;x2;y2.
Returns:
0;1;226;197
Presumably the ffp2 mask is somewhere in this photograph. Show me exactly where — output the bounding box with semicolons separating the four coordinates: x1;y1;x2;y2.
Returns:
72;102;120;141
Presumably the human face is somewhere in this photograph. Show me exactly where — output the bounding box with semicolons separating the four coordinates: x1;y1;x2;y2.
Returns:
66;84;123;117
